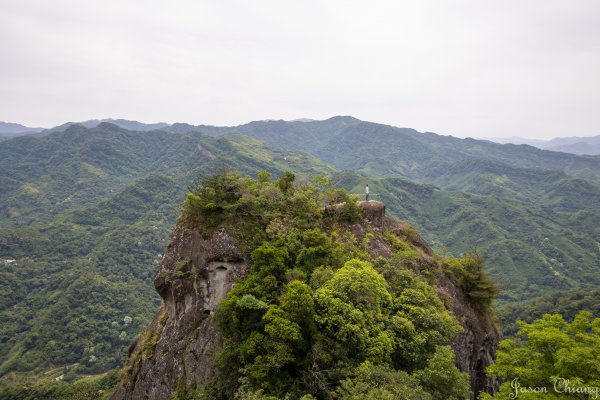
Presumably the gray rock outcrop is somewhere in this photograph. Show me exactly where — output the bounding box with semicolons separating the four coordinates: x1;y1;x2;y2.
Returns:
111;224;249;400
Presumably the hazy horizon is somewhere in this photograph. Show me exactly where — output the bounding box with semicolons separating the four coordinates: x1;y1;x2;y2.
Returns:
2;0;600;139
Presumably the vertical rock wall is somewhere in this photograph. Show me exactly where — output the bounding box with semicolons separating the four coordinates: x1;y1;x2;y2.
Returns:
111;223;249;400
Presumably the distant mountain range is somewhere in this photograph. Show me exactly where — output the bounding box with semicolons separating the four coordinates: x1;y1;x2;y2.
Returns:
483;135;600;155
0;121;43;138
3;118;600;155
44;119;170;133
0;119;169;138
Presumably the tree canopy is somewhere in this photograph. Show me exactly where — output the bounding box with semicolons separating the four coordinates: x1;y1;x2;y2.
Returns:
483;311;600;400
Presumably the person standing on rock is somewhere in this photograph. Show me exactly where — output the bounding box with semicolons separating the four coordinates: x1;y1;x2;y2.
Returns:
365;184;369;201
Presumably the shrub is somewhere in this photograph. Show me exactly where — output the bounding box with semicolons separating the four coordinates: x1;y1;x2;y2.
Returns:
444;252;499;309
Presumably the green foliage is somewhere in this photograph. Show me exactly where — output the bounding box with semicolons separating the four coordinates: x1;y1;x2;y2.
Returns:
485;311;600;399
331;347;470;400
314;259;394;365
278;171;296;194
443;252;500;309
214;250;464;399
413;346;470;400
321;185;363;224
287;229;345;275
237;295;269;312
0;370;118;400
380;266;462;370
184;171;365;243
334;362;431;400
309;266;335;290
185;171;246;223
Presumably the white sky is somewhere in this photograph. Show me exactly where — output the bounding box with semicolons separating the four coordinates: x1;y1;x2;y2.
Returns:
1;0;599;138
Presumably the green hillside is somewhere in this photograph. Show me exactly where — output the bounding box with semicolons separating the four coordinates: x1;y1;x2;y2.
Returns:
497;287;600;336
0;174;177;376
0;123;332;224
175;117;600;183
0;126;333;379
418;159;600;212
331;172;600;300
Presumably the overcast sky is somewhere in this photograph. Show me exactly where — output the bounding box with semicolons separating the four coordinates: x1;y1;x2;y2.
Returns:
1;0;599;138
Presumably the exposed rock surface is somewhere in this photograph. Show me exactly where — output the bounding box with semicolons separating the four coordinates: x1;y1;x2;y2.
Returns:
438;271;499;395
355;200;386;228
111;203;499;400
111;223;249;400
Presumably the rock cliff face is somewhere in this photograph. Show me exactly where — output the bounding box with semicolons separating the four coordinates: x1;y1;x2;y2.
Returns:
111;201;499;400
111;225;249;400
437;267;499;394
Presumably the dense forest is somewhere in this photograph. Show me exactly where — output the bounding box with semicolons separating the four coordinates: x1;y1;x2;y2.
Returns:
483;311;600;400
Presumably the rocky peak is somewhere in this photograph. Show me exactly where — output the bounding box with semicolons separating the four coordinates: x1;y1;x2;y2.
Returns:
356;200;385;227
111;200;499;400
